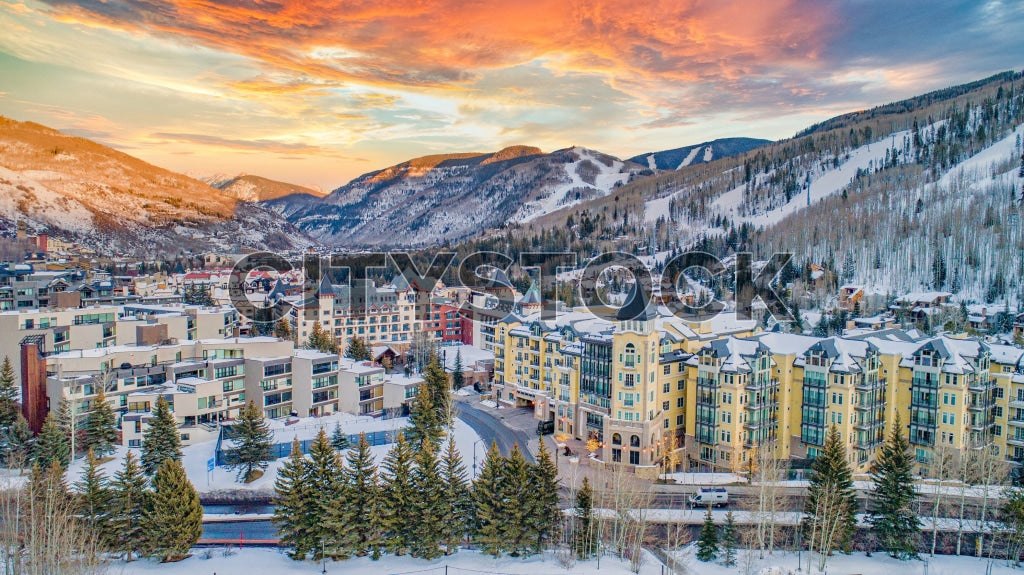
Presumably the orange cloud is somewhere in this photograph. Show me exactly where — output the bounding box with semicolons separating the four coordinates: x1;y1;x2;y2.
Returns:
38;0;835;98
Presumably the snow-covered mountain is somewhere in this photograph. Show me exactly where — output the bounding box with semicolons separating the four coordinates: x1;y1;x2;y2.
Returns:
0;117;313;254
628;137;769;171
210;174;326;202
273;145;646;247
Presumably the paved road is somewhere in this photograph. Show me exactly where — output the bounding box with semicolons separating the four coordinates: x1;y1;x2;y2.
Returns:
455;398;535;466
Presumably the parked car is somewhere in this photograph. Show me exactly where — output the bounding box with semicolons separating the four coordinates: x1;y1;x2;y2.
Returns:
689;487;728;507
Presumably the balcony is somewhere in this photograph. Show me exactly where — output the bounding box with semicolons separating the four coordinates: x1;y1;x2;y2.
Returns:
969;378;996;393
854;400;887;412
745;397;776;411
1008;435;1024;447
854;419;884;432
745;378;779;392
744;418;773;431
855;377;886;392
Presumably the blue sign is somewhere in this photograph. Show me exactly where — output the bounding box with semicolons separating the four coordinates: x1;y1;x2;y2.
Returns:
207;457;215;472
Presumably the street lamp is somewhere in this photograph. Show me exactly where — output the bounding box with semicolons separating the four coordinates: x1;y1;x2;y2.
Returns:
321;539;327;574
471;438;486;479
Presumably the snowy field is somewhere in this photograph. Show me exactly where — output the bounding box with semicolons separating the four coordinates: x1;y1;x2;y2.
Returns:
118;547;667;575
672;546;1019;575
65;412;482;496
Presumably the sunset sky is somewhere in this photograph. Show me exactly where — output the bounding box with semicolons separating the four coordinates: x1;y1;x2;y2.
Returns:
1;0;1022;191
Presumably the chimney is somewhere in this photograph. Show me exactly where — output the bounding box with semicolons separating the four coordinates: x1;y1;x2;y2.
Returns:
19;335;48;434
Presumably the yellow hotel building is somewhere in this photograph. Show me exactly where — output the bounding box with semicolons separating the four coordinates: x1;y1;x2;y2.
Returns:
493;289;1024;477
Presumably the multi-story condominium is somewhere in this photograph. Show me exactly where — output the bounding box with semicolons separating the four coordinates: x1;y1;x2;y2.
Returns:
494;287;1024;477
2;303;240;390
30;335;421;447
295;277;417;351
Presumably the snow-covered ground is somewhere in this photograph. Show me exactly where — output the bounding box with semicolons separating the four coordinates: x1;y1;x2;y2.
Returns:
118;547;667;575
65;412;482;496
673;546;1017;575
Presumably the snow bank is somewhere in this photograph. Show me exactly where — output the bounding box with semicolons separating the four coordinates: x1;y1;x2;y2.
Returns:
118;546;667;575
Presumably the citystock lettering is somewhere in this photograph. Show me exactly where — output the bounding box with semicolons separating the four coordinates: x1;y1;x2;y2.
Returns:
228;250;794;326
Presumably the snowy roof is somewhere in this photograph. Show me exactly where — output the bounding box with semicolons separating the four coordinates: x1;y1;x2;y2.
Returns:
438;344;495;371
989;343;1024;368
896;291;952;304
754;332;820;356
293;349;338;361
704;337;773;374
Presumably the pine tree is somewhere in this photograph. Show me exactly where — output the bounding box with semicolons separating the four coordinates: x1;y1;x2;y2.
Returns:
805;425;858;554
0;356;18;428
274;439;316;559
439;433;470;554
3;412;33;467
346;337;371;361
331;433;382;558
84;387;118;457
869;414;920;559
32;411;70;469
111;450;149;561
406;378;440;450
74;449;115;550
380;432;416;555
411;438;445;559
307;321;337;353
722;510;737;566
501;443;531;556
423;351;452;428
273;318;292;340
472;441;506;557
141;396;181;475
696;506;719;562
526;439;559;553
144;458;203;562
306;428;340;559
451;350;464;390
573;477;596;559
228;400;273;483
331;422;350;451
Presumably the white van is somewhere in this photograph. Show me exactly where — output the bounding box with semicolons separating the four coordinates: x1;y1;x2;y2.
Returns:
689;487;728;507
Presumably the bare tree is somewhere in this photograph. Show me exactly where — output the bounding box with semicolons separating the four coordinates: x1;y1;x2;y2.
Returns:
927;443;957;556
0;464;107;575
805;481;848;572
973;442;1009;558
598;464;652;571
750;441;789;557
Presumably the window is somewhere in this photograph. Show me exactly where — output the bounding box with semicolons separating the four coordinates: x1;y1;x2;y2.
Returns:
612;433;622;445
663;365;671;375
662;401;670;411
663;383;670;393
677;397;685;408
629;451;640;465
676;414;684;425
630;435;640;448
